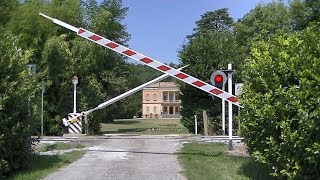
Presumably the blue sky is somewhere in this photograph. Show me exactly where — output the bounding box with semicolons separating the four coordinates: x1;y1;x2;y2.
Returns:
100;0;275;64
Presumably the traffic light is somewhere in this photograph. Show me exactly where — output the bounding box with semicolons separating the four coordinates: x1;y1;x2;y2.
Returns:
210;70;227;89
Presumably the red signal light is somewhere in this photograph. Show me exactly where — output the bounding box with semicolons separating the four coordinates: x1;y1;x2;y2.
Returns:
210;71;226;89
214;75;223;83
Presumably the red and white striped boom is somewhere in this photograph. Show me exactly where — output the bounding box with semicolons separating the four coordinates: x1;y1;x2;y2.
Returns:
39;13;241;107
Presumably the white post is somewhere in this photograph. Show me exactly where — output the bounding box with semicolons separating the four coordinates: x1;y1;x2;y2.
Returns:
222;87;225;135
72;76;78;114
194;115;198;135
228;63;233;151
73;84;76;113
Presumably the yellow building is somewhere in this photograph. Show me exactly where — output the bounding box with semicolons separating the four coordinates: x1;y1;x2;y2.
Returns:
142;82;181;118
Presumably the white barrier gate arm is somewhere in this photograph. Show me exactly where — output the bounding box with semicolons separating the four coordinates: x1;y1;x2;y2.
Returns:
39;13;241;107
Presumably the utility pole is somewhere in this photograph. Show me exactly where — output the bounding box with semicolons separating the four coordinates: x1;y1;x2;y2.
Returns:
41;81;44;136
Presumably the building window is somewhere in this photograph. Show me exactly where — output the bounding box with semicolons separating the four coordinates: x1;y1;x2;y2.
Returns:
146;107;149;114
146;94;150;101
169;106;174;114
163;106;168;114
169;92;174;101
153;94;157;101
163;92;168;101
153;107;157;114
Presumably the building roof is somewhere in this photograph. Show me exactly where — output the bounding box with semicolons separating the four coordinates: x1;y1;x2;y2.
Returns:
144;81;179;89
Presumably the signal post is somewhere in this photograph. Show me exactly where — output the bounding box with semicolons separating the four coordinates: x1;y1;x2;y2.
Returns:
211;65;234;151
211;70;227;135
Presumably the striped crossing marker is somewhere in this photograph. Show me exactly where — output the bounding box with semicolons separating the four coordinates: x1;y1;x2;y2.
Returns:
67;113;82;134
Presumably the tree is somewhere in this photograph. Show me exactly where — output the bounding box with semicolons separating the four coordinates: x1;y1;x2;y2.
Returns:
290;0;320;30
0;0;18;26
4;0;132;135
80;0;132;127
179;9;244;133
239;26;320;178
189;8;233;38
234;2;292;47
0;30;36;177
41;35;74;135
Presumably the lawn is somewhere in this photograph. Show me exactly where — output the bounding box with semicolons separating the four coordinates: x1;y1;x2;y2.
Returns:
101;118;189;134
11;150;85;180
178;143;274;180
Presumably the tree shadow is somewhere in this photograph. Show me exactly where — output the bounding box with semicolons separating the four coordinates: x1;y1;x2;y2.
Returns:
238;159;275;180
101;128;149;134
87;149;222;157
9;154;62;177
118;128;148;133
112;120;140;125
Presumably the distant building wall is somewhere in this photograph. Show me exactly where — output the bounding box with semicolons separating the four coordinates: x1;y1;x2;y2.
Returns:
142;82;181;118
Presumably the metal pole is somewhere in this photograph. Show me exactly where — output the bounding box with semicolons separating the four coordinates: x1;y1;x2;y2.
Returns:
84;114;88;134
41;81;44;136
194;115;198;135
73;84;76;113
238;106;241;131
222;86;225;135
228;63;233;151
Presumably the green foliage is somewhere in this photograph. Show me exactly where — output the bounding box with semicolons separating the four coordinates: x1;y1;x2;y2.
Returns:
3;0;135;135
190;8;233;37
40;35;75;135
0;0;18;26
0;31;36;177
290;0;320;30
235;2;292;47
239;26;320;178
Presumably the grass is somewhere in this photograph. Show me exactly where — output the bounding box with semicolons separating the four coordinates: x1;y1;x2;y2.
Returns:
178;143;274;180
101;118;189;135
11;150;85;180
35;142;85;152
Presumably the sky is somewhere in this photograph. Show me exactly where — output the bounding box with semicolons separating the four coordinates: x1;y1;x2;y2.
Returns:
100;0;275;64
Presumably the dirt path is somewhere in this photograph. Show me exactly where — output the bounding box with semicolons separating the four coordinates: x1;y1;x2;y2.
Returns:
45;135;186;180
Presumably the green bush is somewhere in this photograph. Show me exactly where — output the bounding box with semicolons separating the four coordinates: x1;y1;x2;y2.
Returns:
239;26;320;178
0;31;36;177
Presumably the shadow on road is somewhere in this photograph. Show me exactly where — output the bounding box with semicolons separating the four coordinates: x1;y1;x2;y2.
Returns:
87;149;222;157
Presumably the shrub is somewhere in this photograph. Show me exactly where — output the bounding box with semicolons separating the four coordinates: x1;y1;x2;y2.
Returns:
239;26;320;178
0;31;36;177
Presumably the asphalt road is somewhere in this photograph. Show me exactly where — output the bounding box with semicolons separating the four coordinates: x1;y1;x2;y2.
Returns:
45;135;186;180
